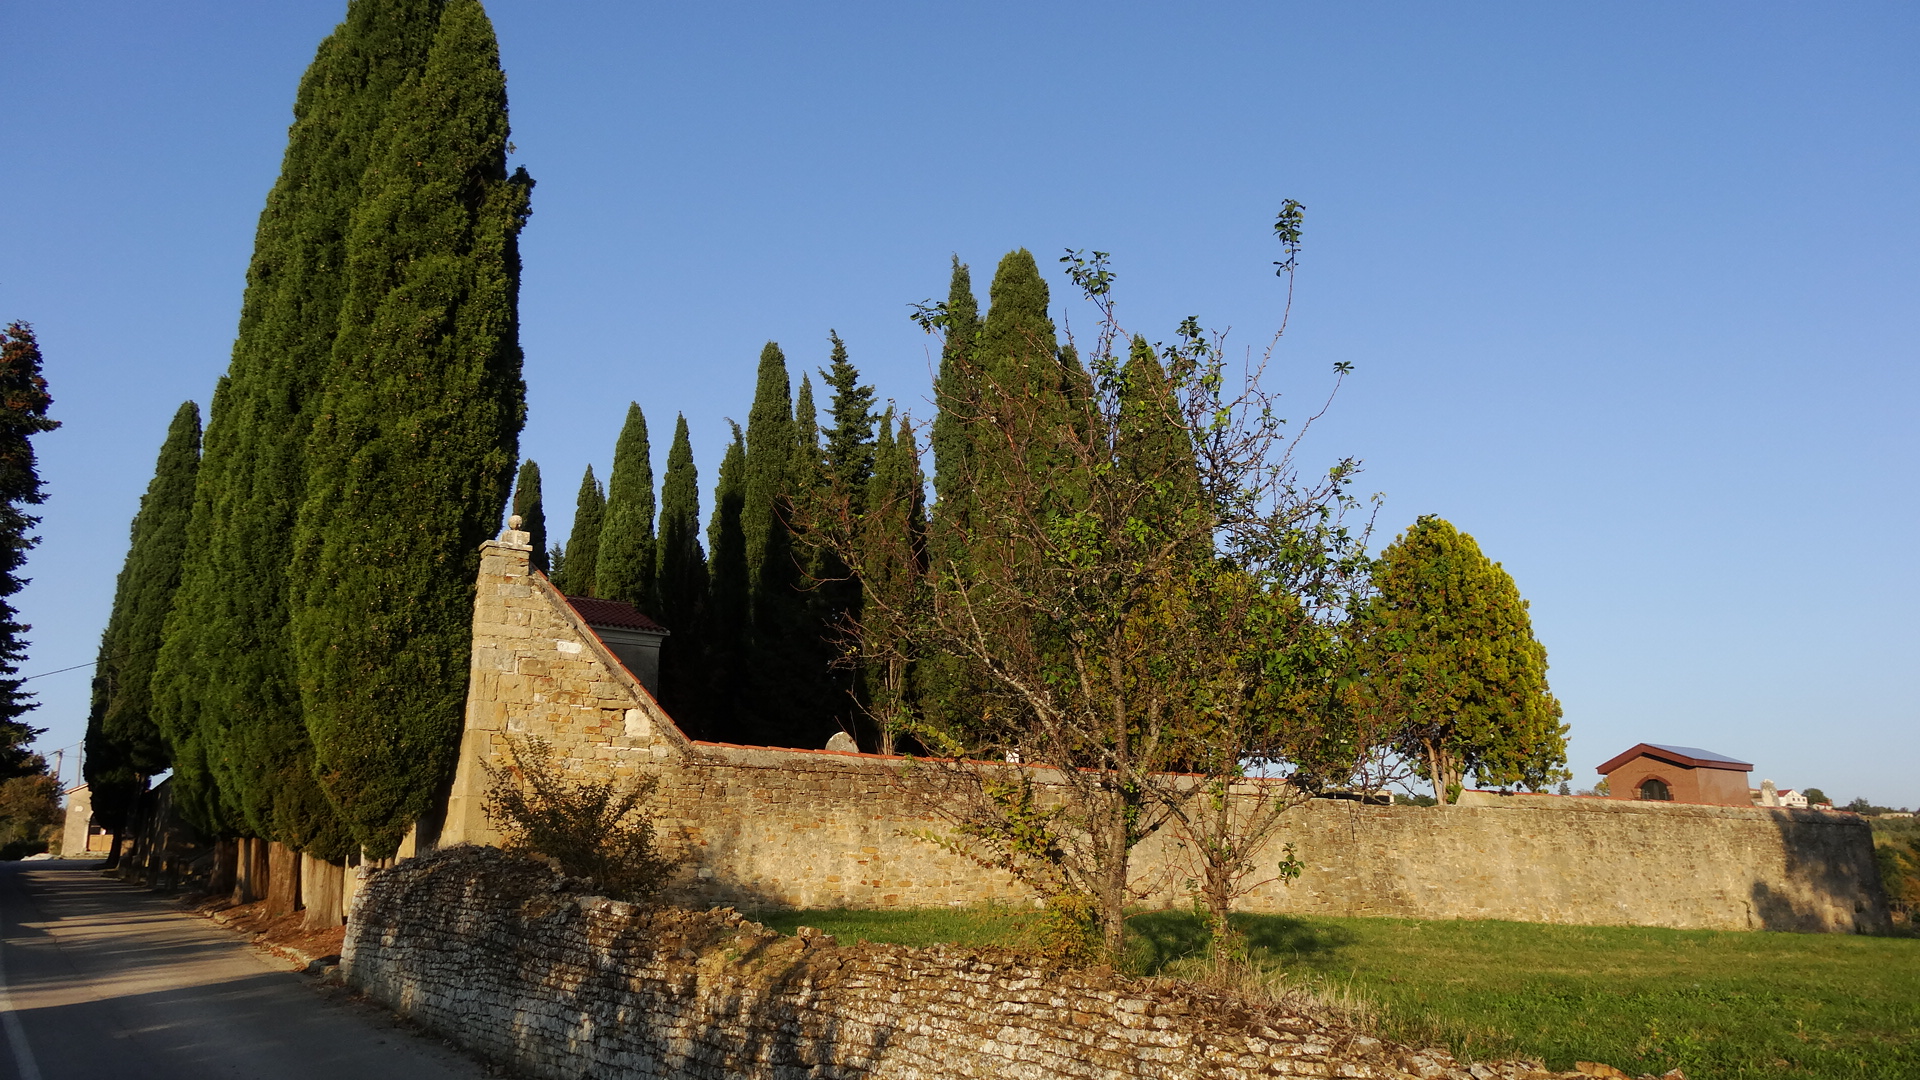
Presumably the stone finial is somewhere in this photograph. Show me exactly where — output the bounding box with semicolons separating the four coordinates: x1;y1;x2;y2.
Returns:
496;515;532;551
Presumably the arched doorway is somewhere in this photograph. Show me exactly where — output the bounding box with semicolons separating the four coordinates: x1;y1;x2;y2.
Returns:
1638;777;1673;801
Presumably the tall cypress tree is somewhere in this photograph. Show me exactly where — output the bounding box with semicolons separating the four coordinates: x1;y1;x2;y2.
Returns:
153;1;453;845
1115;336;1200;539
594;403;656;609
703;424;749;739
83;402;200;833
511;459;548;573
929;257;981;542
654;415;707;727
857;408;928;753
741;343;793;598
0;323;57;779
555;466;604;597
290;0;533;855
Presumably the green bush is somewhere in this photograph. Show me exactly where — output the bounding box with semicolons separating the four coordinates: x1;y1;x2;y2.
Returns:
0;839;46;860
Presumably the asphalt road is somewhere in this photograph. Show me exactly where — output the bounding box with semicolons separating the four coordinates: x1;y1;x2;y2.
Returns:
0;861;491;1080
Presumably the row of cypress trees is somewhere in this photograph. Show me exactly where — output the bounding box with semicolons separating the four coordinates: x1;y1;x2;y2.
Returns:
536;250;1076;752
86;0;529;858
539;335;927;750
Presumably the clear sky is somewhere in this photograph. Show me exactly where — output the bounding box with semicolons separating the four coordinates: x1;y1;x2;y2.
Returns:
4;2;1914;806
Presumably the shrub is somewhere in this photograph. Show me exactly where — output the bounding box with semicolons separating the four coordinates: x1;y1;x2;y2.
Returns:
482;736;671;901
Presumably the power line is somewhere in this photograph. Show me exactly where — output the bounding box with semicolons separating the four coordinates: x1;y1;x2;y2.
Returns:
13;644;161;684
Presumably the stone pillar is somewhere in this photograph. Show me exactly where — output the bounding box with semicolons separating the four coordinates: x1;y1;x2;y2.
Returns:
440;520;533;847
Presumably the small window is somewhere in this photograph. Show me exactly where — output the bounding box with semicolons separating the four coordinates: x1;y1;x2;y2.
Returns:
1639;777;1673;801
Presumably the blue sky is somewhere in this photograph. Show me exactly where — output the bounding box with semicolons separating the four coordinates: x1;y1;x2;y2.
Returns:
4;2;1914;805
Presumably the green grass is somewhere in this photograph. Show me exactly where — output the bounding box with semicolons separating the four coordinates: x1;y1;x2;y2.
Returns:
756;906;1920;1080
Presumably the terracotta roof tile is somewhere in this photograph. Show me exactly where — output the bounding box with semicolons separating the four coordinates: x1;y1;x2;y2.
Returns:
559;593;668;634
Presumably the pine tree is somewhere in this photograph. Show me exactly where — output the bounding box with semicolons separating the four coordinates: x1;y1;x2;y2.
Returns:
820;331;877;511
153;1;453;846
703;424;749;739
511;459;548;573
0;324;58;779
595;404;656;608
290;0;533;856
1361;516;1568;802
83;402;200;833
556;466;605;597
654;415;707;727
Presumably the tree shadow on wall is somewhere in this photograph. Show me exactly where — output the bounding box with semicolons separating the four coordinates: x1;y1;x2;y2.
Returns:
1127;909;1358;975
1750;809;1892;934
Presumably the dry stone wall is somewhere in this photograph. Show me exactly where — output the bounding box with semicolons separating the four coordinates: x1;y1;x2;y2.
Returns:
345;845;1591;1080
441;532;1890;935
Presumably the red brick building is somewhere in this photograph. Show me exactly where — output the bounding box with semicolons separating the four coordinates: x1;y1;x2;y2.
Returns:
1597;743;1754;806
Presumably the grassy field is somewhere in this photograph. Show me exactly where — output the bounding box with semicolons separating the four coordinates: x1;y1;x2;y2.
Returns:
758;906;1919;1080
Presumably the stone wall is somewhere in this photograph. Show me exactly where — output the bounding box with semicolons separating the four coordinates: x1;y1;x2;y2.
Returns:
438;530;1890;935
344;845;1584;1080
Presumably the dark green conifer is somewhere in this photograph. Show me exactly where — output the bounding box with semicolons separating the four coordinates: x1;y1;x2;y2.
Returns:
742;343;793;597
1115;336;1201;540
84;402;200;834
511;459;548;573
703;424;749;738
595;404;656;608
857;408;928;753
154;1;453;845
929;257;981;530
820;331;877;511
556;466;605;597
290;0;533;856
0;324;58;778
654;415;707;727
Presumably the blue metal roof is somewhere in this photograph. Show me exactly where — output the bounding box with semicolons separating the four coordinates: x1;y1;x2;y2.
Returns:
1645;744;1750;766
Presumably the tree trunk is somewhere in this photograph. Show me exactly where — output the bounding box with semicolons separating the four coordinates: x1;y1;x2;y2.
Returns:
301;858;346;931
209;838;237;898
103;829;125;870
265;842;300;918
233;837;268;904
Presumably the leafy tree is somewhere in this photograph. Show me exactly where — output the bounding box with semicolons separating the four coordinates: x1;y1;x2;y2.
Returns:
703;424;749;738
1803;787;1828;806
290;0;532;856
595;404;656;608
825;235;1372;960
1359;515;1568;803
511;459;548;573
0;323;58;779
555;465;605;596
152;0;452;848
654;414;707;724
0;771;59;858
84;402;200;835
